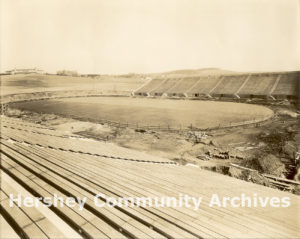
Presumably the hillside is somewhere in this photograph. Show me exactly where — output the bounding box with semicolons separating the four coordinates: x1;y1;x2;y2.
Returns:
0;74;143;95
147;68;237;78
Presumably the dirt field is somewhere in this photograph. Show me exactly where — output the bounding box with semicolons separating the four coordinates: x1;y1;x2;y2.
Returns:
12;96;274;129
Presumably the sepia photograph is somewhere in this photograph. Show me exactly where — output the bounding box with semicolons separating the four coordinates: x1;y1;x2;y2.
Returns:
0;0;300;238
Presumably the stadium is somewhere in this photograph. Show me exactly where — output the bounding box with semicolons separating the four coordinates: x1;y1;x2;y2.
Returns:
0;69;300;238
1;0;300;238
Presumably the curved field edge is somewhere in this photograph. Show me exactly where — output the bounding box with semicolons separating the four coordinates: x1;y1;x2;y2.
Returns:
2;90;274;131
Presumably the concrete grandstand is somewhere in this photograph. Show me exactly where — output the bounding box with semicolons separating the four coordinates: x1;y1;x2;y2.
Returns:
134;71;299;100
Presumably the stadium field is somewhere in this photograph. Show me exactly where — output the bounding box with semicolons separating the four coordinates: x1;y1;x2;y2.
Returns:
12;96;274;129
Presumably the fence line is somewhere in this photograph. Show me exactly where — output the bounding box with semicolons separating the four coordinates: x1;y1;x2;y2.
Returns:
68;114;273;133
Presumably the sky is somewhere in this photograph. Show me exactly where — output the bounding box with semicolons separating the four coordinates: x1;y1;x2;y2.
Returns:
1;0;300;74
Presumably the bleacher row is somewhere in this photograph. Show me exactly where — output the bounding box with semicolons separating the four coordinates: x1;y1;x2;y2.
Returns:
0;117;172;164
134;72;299;99
1;118;300;238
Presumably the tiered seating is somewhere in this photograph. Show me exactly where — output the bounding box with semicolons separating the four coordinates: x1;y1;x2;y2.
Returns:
1;174;74;238
0;117;63;137
1;119;300;238
134;78;165;95
165;77;200;96
149;78;181;96
272;73;299;97
1;153;127;238
187;76;221;96
134;72;299;99
238;74;278;97
0;123;173;164
211;75;247;96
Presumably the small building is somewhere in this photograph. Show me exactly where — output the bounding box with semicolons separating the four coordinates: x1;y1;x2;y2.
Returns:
57;70;78;76
5;68;44;75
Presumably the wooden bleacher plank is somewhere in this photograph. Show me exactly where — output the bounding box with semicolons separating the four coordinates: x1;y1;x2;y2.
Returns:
1;156;117;239
2;137;296;238
63;152;282;237
8;141;292;238
1;118;300;238
1;141;209;238
7;142;220;237
0;192;47;239
4;146;189;238
1;147;164;238
84;153;298;237
1;171;82;239
1;179;69;238
1;127;172;163
0;214;20;239
6;142;270;237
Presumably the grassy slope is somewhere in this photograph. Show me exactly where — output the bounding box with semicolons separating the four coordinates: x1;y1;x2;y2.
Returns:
0;74;144;95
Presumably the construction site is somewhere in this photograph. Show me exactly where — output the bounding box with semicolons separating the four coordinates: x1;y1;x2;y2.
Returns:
1;0;300;237
0;70;299;238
